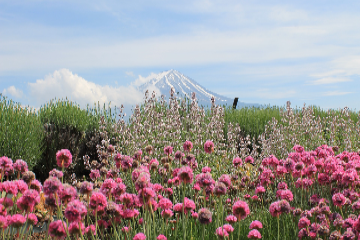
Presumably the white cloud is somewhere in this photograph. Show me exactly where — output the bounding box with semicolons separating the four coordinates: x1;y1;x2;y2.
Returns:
125;71;135;77
322;91;353;96
3;86;23;98
28;69;145;107
310;77;352;85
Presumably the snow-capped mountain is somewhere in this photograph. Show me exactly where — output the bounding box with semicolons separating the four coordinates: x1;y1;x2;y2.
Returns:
137;70;259;108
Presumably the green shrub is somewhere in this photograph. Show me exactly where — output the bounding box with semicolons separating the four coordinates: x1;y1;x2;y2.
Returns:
0;94;44;169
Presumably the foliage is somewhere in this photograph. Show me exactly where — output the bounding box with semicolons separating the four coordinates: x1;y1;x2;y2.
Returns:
0;94;44;169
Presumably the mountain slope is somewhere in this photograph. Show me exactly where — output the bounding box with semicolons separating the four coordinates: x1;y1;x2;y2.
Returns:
137;70;258;108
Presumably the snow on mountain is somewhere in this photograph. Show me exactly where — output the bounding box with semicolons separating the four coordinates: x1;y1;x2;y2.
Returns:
137;70;259;108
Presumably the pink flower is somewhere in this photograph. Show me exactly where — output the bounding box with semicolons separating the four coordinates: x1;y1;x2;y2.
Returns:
298;217;310;229
183;141;193;152
0;156;13;172
204;140;214;154
249;220;263;230
332;193;346;207
9;214;26;228
157;235;167;240
159;198;173;210
0;181;18;195
255;186;265;194
191;212;198;219
29;180;42;193
43;177;62;195
14;180;28;194
100;178;116;196
293;145;305;153
269;200;291;217
49;220;67;239
248;229;262;239
133;233;146;240
68;221;85;235
13;159;28;173
59;184;77;203
90;192;107;213
278;189;294;202
85;224;96;236
245;156;254;164
64;200;87;222
233;157;242;168
225;215;237;224
215;227;229;239
164;146;173;155
16;189;40;212
49;169;64;179
174;151;184;161
232;201;250;221
177;166;194;184
0;215;7;229
56;149;72;168
219;174;231;187
202;166;212;173
161;209;173;219
27;213;38;225
198;208;212;224
223;224;234;233
90;170;100;181
121;226;130;233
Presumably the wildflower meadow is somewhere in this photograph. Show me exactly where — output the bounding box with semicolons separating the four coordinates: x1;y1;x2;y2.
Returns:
1;89;360;239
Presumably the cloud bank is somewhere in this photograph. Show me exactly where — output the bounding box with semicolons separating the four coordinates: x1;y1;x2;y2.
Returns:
28;69;146;108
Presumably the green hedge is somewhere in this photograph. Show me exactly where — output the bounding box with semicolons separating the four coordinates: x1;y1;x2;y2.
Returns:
0;94;44;169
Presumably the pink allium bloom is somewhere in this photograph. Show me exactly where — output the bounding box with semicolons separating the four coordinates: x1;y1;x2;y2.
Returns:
14;179;28;194
164;146;173;155
204;140;214;154
192;212;198;219
0;156;13;172
318;173;330;185
0;180;18;195
332;193;346;207
111;183;127;199
27;213;38;225
43;177;62;195
49;169;64;179
298;228;308;239
255;186;266;194
121;226;130;233
100;178;116;196
138;218;144;225
9;214;26;228
90;192;108;212
198;208;212;224
177;166;194;184
68;221;85;235
30;179;42;193
298;217;311;229
0;215;7;229
174;151;184;161
159;198;173;210
90;169;100;181
13;159;28;173
56;149;72;168
233;157;242;168
248;229;262;239
184;197;196;212
157;235;167;240
214;182;227;196
269;200;291;217
277;182;288;190
65;200;87;222
121;208;140;220
173;203;183;213
232;201;250;220
215;227;229;239
120;155;134;171
59;184;77;203
0;197;13;208
195;172;215;187
219;174;231;187
225;215;237;224
134;150;142;161
245;156;254;164
132;166;150;182
278;189;294;202
293;145;305;153
161;209;173;219
223;224;234;233
202;166;212;173
16;189;40;212
85;224;96;236
133;233;146;240
183;141;193;152
79;181;93;195
138;187;156;203
249;220;263;230
49;220;67;239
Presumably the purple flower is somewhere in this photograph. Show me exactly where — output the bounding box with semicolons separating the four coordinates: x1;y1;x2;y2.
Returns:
56;149;72;168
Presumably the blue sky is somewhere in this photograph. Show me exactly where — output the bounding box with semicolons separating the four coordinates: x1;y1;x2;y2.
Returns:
1;0;360;112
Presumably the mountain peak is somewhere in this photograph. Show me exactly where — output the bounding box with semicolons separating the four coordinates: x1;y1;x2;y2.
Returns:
137;70;259;108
